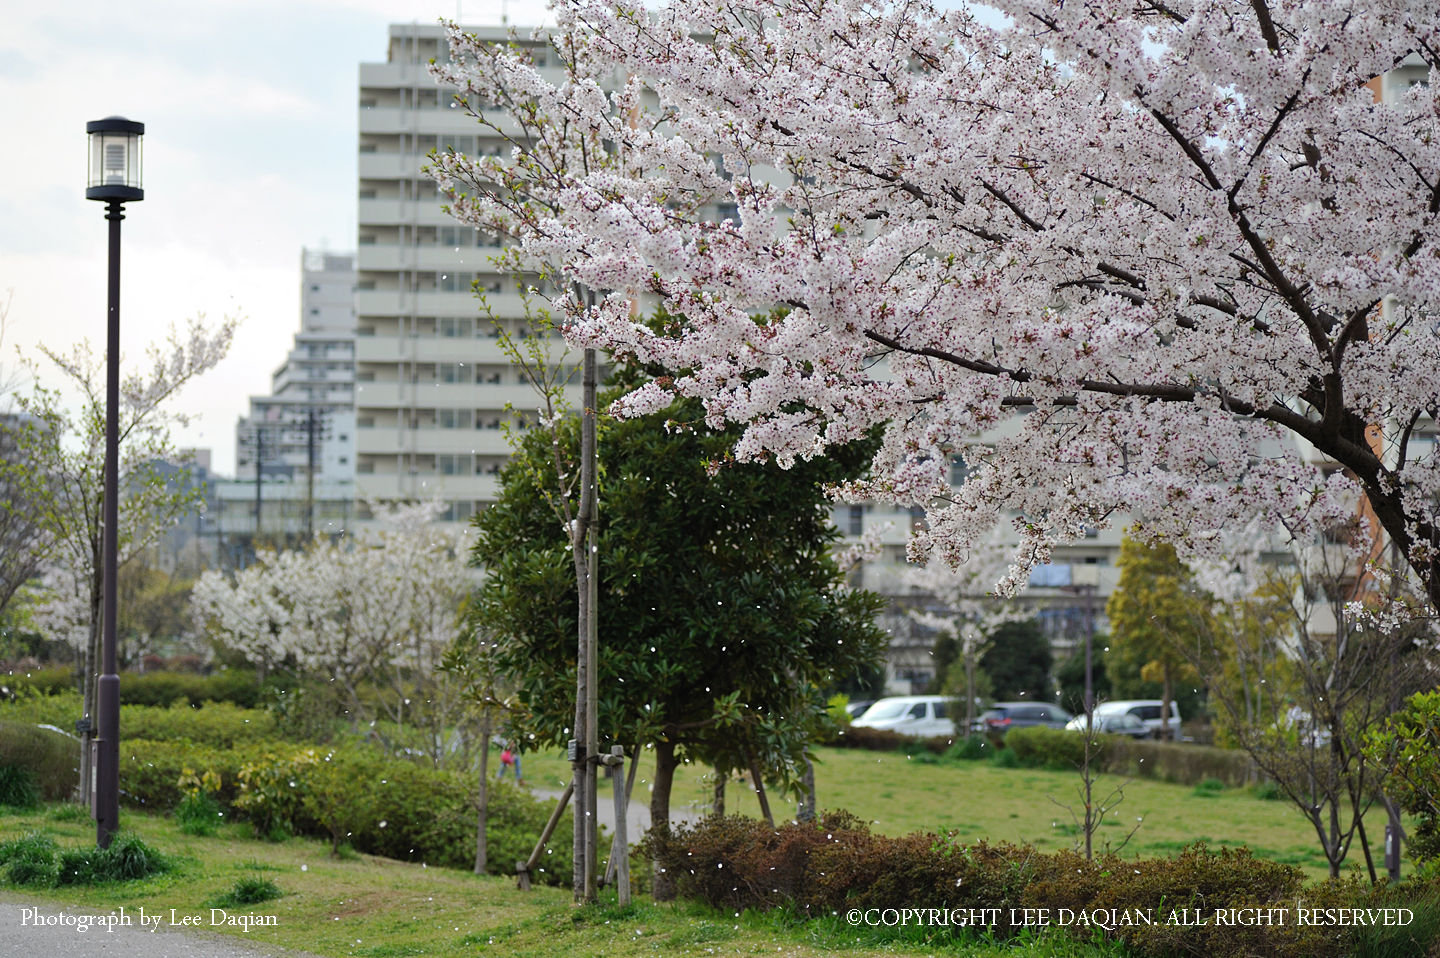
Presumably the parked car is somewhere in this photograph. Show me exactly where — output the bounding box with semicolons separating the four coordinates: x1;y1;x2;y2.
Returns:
1092;700;1182;738
849;695;956;738
844;700;875;719
979;702;1073;734
1064;711;1151;738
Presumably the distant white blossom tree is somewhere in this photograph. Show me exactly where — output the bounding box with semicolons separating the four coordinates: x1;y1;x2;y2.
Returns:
192;501;476;763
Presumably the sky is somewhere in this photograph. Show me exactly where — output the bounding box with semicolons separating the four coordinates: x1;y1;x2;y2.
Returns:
0;0;552;477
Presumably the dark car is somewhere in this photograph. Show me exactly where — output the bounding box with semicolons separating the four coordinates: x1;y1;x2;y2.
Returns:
979;702;1073;734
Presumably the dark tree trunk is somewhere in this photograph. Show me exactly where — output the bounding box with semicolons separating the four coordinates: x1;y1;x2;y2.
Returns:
475;709;492;874
650;738;678;901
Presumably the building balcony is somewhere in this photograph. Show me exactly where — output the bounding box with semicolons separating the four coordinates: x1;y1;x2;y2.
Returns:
355;289;533;318
355;382;563;409
356;428;519;455
354;472;500;502
356;243;511;271
355;336;521;364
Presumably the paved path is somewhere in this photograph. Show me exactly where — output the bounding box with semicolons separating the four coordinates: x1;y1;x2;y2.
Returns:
530;788;707;842
0;900;315;958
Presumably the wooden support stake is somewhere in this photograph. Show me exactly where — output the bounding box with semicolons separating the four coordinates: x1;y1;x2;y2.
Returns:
517;778;573;890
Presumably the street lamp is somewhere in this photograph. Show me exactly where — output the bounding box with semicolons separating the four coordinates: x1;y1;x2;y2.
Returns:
86;116;143;849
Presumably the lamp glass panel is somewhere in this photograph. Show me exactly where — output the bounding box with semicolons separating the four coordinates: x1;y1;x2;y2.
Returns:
88;132;142;189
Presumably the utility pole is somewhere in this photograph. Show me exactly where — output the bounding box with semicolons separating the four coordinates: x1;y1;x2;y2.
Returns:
253;424;265;552
305;407;318;540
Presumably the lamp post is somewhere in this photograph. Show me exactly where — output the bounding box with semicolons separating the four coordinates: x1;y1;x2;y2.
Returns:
86;116;143;849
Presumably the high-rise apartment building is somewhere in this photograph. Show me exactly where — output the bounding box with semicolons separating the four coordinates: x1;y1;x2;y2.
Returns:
212;249;357;549
355;24;576;524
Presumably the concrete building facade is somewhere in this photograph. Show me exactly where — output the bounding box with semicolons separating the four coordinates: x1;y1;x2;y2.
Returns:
211;249;358;547
354;24;577;525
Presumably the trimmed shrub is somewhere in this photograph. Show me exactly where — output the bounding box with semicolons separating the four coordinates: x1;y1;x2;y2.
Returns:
230;745;575;884
123;701;277;748
1006;726;1113;769
119;671;263;709
828;725;951;753
0;721;78;801
1104;738;1255;787
3;670;263;708
646;815;1436;958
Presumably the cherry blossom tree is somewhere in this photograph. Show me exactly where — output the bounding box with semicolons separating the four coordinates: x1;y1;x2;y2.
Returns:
429;1;1440;607
19;315;236;800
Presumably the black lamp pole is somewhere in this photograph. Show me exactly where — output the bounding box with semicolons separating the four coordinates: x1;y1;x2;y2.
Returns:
86;116;144;849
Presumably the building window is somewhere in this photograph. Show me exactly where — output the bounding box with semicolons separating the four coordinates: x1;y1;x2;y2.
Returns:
439;455;473;476
440;226;474;248
440;500;474;522
848;505;863;536
439;271;475;292
439;318;473;338
439;363;471;384
439;408;473;429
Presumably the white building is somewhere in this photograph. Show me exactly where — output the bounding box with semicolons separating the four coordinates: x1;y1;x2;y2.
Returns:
212;249;358;546
354;24;579;525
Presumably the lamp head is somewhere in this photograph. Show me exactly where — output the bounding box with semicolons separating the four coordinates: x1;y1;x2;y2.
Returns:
86;117;144;202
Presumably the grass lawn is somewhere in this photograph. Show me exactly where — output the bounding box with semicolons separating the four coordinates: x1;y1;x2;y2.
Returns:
0;806;1116;958
0;745;1402;956
523;745;1396;880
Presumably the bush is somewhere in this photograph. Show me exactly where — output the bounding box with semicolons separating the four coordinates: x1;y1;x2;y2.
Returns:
646;814;1436;958
119;739;253;811
1006;727;1112;770
230;745;575;884
991;747;1019;768
828;725;951;753
0;721;78;801
1104;738;1254;787
123;701;277;748
119;671;263;709
208;876;281;908
946;736;992;761
174;791;225;836
3;670;264;709
0;765;39;809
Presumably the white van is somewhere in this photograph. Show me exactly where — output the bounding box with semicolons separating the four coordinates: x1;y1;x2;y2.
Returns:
1092;700;1182;737
848;695;956;738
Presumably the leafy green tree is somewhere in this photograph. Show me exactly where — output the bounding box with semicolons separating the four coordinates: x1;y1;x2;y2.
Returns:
1105;538;1201;740
979;619;1052;702
467;376;886;898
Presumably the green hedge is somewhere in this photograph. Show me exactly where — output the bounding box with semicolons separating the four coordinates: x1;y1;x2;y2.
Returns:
648;813;1440;958
3;670;263;709
1;694;277;750
0;722;78;802
112;739;575;885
